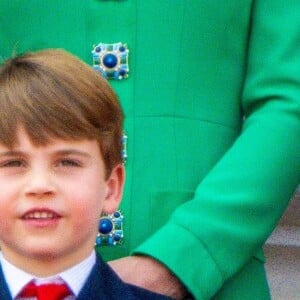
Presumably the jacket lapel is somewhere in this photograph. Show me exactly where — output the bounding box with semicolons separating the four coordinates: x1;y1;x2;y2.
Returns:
0;263;13;300
77;254;173;300
77;254;132;300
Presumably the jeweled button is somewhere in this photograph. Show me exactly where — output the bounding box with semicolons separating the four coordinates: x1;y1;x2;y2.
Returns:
99;218;113;234
114;234;122;242
119;69;127;76
92;42;129;80
95;46;101;53
102;53;118;69
119;46;126;52
113;211;121;218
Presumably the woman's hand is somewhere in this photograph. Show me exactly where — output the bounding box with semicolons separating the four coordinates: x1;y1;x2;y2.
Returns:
109;255;188;299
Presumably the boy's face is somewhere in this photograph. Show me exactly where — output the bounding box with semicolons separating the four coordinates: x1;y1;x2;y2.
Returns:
0;127;124;276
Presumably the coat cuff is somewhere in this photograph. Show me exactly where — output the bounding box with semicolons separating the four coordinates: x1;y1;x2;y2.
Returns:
132;222;223;300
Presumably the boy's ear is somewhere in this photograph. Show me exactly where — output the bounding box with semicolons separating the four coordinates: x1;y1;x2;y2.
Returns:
103;163;125;213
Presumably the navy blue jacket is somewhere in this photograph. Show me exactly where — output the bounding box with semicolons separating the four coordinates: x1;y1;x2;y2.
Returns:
0;255;173;300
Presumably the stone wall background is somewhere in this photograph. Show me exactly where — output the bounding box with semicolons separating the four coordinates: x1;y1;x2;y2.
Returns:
265;186;300;300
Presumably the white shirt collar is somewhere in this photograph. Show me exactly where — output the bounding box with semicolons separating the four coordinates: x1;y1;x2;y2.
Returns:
0;251;96;298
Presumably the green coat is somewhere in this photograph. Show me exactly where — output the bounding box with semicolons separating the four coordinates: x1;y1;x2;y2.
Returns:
1;1;299;299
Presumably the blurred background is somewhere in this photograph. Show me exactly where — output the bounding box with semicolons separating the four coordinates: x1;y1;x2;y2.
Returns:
265;186;300;300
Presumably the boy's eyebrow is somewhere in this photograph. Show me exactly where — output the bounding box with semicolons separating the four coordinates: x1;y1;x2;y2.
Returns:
0;149;92;158
52;149;92;158
0;150;25;157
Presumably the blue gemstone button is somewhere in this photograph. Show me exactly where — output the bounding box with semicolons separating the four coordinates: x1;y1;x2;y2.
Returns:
92;42;129;80
114;234;121;242
99;218;113;234
119;46;126;52
95;210;124;246
119;69;127;76
113;211;121;218
103;53;118;68
96;236;102;246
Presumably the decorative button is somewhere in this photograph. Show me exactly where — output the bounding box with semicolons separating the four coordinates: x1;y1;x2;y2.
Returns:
99;218;113;234
96;210;124;246
103;53;118;68
121;132;128;163
114;211;121;218
92;42;129;80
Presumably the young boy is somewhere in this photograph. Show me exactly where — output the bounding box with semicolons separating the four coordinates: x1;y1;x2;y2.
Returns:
0;49;172;300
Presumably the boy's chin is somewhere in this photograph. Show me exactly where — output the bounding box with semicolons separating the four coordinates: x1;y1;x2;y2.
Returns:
14;246;88;277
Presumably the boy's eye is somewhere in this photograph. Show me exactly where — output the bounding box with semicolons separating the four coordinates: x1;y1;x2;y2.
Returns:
57;159;81;167
0;160;25;168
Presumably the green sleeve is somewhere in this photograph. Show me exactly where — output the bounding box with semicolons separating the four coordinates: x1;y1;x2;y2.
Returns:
134;1;300;299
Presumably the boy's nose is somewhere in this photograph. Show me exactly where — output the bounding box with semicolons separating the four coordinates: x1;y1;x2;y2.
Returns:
24;169;55;197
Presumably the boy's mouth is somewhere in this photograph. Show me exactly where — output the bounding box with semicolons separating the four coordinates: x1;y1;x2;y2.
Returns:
22;209;61;220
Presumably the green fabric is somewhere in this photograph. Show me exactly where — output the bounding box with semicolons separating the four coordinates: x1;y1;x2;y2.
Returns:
1;1;299;299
